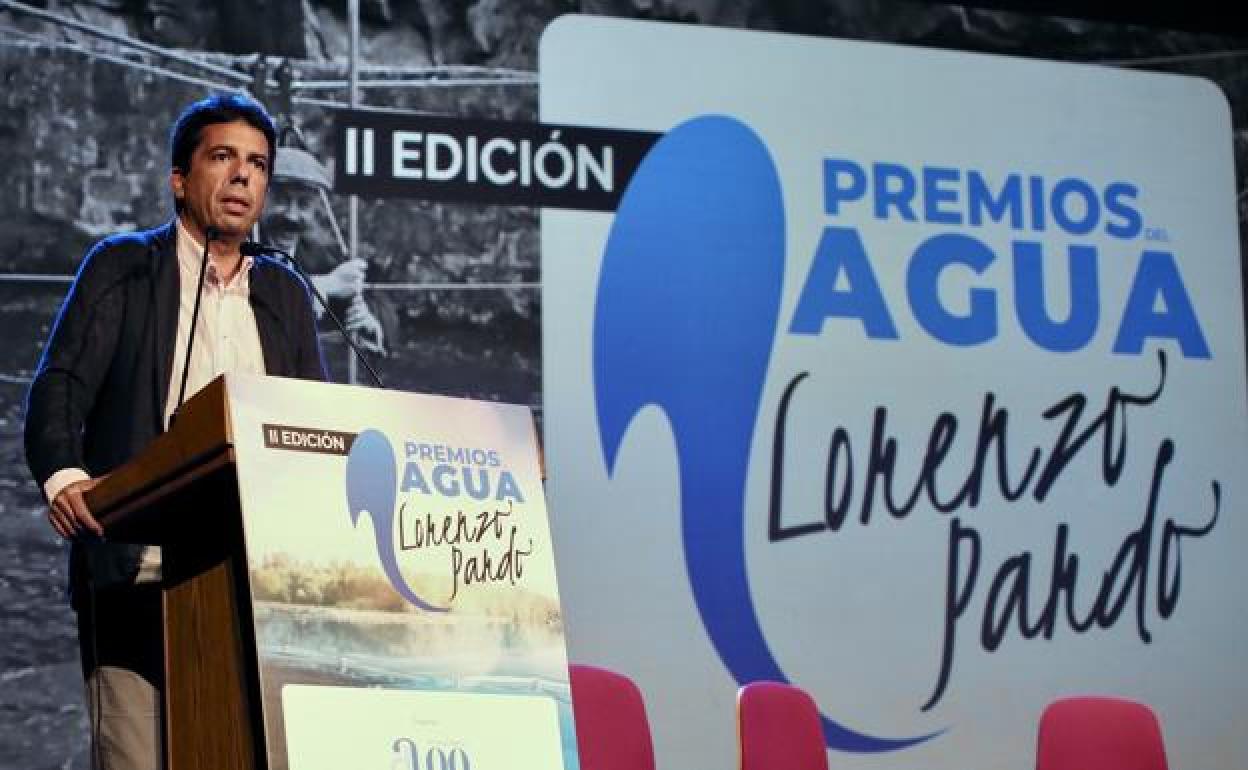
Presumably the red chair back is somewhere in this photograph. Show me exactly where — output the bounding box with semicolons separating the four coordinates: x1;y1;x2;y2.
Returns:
569;663;656;770
1037;696;1169;770
737;681;829;770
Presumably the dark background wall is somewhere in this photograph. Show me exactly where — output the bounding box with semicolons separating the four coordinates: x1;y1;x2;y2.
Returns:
1;2;1244;768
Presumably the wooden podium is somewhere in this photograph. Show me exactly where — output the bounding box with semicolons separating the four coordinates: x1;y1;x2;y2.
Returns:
82;373;574;770
85;376;264;770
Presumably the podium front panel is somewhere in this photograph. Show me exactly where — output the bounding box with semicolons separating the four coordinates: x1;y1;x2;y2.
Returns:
224;374;575;770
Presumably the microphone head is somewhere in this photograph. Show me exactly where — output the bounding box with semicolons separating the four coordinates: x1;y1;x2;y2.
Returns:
204;225;221;242
239;241;265;258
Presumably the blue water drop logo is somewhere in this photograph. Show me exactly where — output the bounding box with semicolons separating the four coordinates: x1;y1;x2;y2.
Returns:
593;114;940;752
346;428;448;613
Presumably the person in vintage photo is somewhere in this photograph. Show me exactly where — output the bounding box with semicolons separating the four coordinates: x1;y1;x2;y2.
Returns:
262;144;387;380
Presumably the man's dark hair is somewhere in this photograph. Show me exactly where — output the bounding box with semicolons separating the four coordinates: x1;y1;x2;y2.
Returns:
169;93;278;176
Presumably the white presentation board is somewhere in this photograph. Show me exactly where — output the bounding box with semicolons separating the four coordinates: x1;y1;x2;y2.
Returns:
541;16;1246;770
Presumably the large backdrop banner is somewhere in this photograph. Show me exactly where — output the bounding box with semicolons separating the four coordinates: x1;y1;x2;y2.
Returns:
542;15;1247;770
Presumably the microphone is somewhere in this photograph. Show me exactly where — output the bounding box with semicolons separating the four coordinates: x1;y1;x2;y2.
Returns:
240;240;385;389
171;225;218;427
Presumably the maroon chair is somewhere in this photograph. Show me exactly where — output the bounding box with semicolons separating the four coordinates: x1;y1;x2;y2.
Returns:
737;681;828;770
569;663;656;770
1036;696;1169;770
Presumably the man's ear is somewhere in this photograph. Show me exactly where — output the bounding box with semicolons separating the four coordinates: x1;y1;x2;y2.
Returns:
170;168;185;205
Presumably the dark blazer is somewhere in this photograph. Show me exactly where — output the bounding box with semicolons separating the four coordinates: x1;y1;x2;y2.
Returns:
24;221;326;597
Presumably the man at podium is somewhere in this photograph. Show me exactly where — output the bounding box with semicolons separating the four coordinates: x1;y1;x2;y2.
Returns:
24;94;326;770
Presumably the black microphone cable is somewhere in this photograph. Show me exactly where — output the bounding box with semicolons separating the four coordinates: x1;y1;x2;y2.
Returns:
239;241;386;389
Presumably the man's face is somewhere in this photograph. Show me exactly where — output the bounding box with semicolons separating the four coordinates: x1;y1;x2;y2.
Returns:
170;120;271;245
263;178;322;255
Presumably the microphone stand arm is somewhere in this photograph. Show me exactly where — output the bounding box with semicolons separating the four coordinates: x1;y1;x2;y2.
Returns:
250;244;386;389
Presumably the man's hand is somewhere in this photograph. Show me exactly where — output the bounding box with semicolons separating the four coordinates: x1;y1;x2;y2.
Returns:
346;296;387;356
312;259;368;300
48;477;105;540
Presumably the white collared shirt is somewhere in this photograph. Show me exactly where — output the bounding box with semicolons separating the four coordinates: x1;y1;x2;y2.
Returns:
162;219;267;428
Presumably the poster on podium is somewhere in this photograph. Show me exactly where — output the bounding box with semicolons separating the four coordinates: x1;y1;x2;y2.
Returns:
224;373;572;770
